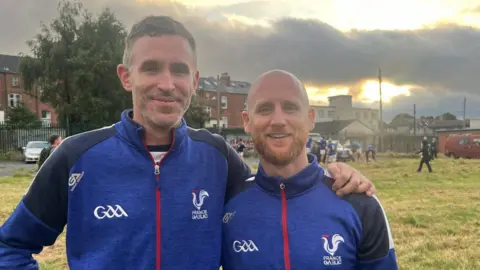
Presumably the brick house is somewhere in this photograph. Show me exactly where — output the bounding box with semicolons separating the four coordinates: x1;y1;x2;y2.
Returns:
0;54;58;125
196;73;249;129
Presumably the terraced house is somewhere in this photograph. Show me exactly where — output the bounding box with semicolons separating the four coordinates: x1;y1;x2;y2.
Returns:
0;54;58;125
196;72;250;129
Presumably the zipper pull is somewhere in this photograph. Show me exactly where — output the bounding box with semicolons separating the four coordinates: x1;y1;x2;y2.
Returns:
280;182;285;190
154;164;160;175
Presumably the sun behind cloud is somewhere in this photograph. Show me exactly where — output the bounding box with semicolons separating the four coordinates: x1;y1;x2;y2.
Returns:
306;79;419;105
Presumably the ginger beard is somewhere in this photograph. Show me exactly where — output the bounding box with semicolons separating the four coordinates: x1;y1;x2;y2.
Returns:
252;126;308;167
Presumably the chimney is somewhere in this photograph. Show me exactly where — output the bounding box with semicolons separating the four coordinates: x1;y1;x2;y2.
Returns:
220;72;231;87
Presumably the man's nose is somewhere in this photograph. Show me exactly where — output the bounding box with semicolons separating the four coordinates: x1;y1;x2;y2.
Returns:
156;71;175;91
270;108;287;126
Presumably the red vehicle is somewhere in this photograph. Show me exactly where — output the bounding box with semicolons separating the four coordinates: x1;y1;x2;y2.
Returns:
444;134;480;159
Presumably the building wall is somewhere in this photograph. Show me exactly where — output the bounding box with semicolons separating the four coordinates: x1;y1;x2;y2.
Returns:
352;108;379;131
312;106;335;123
197;90;247;129
328;95;354;120
0;72;58;124
470;119;480;129
312;96;379;132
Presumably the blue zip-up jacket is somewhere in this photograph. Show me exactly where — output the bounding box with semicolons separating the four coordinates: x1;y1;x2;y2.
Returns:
221;154;398;270
0;109;251;270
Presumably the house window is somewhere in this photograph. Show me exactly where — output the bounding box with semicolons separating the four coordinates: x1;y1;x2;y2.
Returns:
205;106;212;117
221;96;228;109
8;93;21;107
317;110;324;118
328;111;334;118
11;76;19;87
221;116;228;128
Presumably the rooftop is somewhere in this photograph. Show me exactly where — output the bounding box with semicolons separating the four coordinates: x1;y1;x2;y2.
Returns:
0;54;21;73
197;76;250;94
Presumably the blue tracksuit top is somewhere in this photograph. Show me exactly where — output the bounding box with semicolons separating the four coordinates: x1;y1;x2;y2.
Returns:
221;154;398;270
0;109;251;270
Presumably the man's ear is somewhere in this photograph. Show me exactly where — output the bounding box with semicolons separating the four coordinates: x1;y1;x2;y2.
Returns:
117;64;132;92
308;107;315;131
192;70;199;94
242;111;251;134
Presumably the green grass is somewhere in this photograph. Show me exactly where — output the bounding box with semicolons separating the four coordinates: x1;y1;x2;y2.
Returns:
1;157;479;269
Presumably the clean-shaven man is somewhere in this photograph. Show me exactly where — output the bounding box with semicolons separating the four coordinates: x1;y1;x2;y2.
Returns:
222;70;398;270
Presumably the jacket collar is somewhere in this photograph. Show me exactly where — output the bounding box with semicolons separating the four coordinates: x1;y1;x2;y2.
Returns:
116;109;188;154
255;154;325;198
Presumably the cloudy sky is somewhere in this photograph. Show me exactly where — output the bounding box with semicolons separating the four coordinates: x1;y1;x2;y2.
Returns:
1;0;480;121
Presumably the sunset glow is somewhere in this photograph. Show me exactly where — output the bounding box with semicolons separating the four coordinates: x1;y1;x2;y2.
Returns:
306;80;417;105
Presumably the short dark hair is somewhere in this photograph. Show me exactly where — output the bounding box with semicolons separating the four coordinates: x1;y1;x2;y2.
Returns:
123;15;196;68
48;134;60;145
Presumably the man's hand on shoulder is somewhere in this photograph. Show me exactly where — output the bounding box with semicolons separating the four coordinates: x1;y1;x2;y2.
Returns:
326;162;376;197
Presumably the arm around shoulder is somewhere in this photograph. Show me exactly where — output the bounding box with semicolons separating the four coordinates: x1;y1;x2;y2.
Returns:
223;138;253;203
0;143;69;269
357;195;398;270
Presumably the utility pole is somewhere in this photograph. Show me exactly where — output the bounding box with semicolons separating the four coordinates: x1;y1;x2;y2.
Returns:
216;74;221;134
463;96;467;128
378;68;383;152
413;104;416;136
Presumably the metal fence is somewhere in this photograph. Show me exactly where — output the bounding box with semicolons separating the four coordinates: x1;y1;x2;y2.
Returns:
0;122;105;153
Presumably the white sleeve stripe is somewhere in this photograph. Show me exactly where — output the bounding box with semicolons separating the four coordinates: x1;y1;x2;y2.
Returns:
245;176;255;182
372;195;395;249
323;168;332;178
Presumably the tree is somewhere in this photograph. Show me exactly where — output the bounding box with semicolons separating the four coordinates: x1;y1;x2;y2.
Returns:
5;104;42;128
184;98;210;129
20;0;130;131
390;113;414;126
436;112;457;120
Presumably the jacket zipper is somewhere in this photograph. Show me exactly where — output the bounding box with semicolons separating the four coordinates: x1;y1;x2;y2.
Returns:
144;131;175;270
280;182;291;270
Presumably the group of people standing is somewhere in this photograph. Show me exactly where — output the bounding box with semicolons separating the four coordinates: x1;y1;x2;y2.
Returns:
308;138;377;164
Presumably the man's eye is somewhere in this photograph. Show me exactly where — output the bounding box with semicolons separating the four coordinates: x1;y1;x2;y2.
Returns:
258;107;271;114
143;66;159;73
284;105;298;112
171;64;189;75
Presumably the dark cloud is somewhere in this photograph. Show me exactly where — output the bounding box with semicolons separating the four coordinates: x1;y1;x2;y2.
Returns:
1;0;479;119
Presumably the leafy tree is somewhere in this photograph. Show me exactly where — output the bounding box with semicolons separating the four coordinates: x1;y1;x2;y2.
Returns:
390;113;414;125
19;0;130;131
436;112;457;120
184;98;210;129
5;104;42;128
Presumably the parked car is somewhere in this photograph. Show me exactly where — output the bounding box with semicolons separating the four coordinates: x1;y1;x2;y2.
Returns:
444;135;480;159
337;144;354;162
22;141;50;163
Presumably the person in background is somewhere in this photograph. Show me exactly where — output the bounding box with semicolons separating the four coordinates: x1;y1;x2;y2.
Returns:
37;134;62;169
326;139;337;164
431;137;438;160
236;138;246;159
351;141;362;162
365;145;376;162
416;139;432;173
221;70;398;270
306;136;313;153
319;137;327;164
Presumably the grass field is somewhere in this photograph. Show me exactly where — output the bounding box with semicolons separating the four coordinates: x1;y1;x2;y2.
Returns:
1;157;480;269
